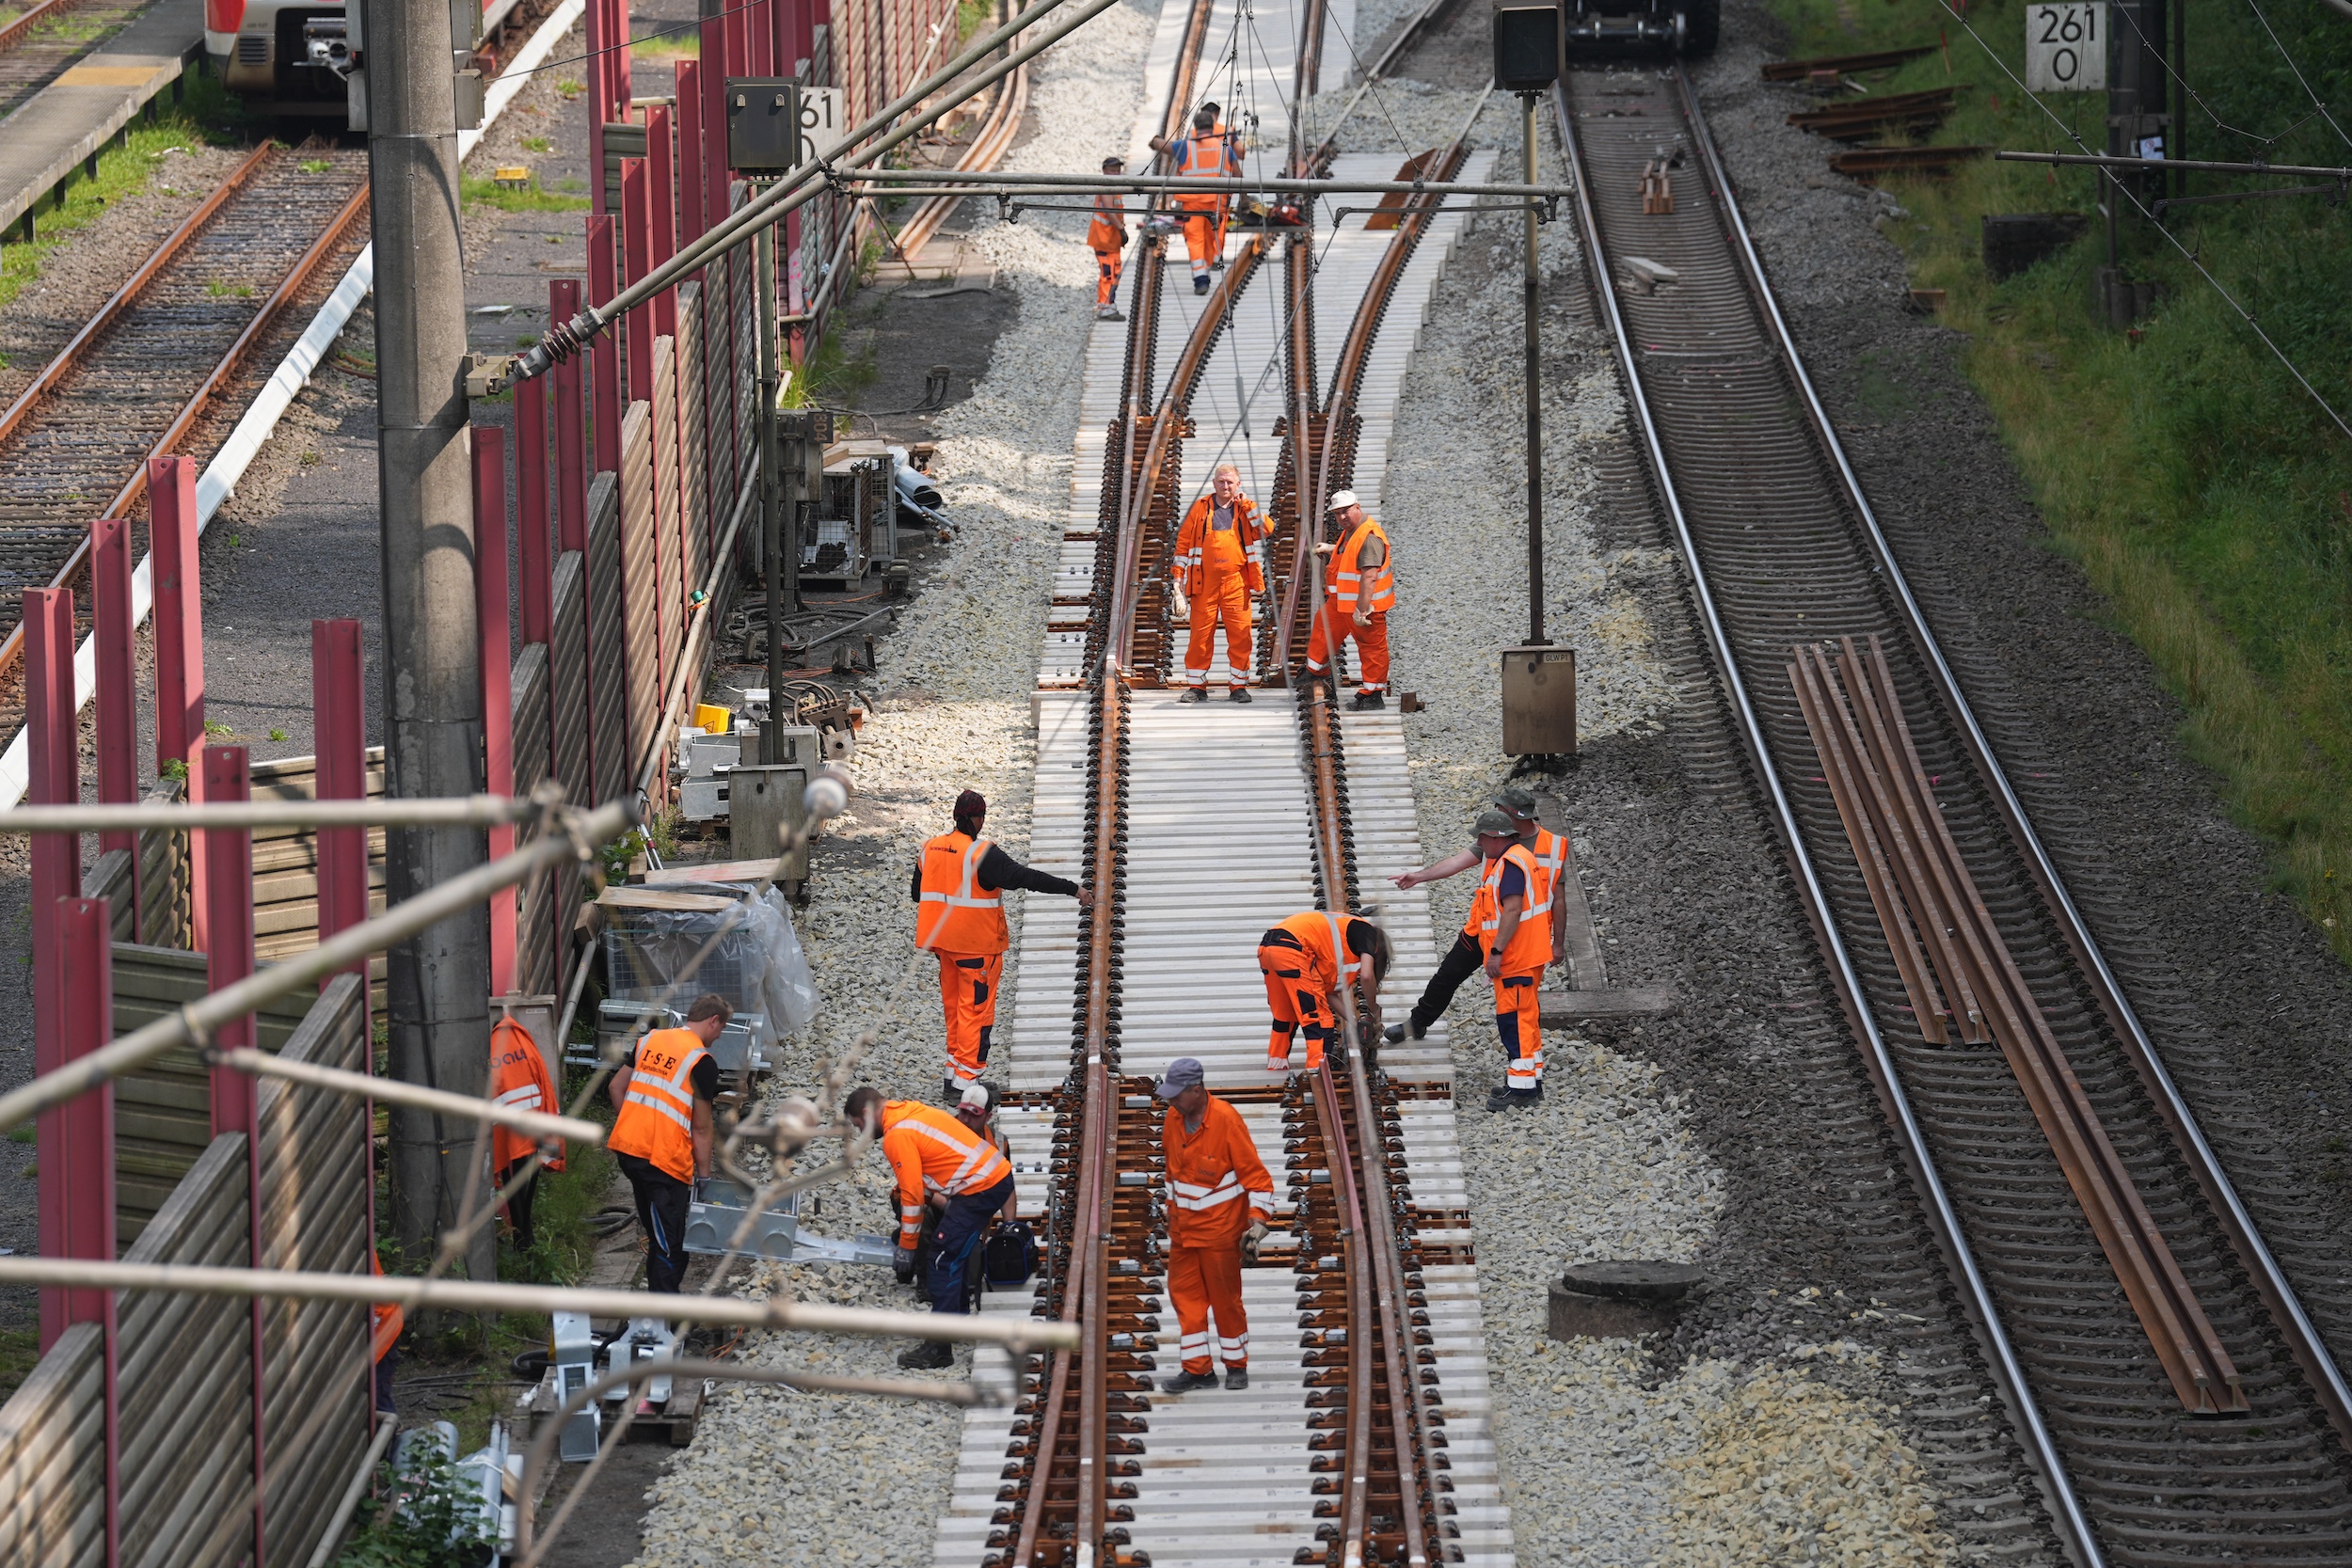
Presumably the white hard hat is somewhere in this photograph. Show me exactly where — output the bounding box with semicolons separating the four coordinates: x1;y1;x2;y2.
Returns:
959;1082;993;1113
1326;489;1359;513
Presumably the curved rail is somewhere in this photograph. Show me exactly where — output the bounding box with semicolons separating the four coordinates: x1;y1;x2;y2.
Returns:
888;59;1031;263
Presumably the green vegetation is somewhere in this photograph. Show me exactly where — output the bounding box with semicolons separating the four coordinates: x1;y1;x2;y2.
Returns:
458;175;589;214
268;727;290;741
205;277;255;298
330;1428;495;1568
299;158;333;174
1765;0;2352;957
0;72;251;317
520;135;553;153
0;1328;40;1405
779;321;879;409
630;26;698;55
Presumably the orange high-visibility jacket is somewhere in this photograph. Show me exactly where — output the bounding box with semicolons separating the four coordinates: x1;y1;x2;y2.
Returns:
607;1026;710;1183
1173;128;1241;212
371;1251;403;1362
489;1015;564;1174
1327;516;1395;612
1469;843;1552;974
916;831;1010;955
882;1101;1015;1246
1089;191;1128;251
1172;494;1268;597
1162;1094;1275;1250
1261;911;1375;1004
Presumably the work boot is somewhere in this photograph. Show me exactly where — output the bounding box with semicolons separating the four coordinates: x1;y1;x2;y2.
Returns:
1223;1368;1249;1391
898;1338;955;1370
1485;1085;1539;1113
1382;1021;1425;1044
1193;276;1211;296
1228;686;1252;704
1160;1368;1219;1394
1351;690;1387;710
1097;304;1124;321
944;1078;961;1102
1178;686;1208;704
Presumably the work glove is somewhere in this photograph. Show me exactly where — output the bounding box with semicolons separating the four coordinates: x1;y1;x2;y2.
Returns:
1240;1220;1271;1265
894;1245;918;1286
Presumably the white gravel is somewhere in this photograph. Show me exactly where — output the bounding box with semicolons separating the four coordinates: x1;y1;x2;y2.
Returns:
626;8;1163;1565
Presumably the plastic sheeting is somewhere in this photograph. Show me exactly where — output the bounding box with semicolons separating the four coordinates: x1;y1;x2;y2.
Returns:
604;886;819;1051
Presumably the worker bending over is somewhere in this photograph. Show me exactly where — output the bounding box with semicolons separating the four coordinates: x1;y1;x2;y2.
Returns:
1155;1058;1275;1393
1386;786;1566;1044
1258;911;1391;1073
914;790;1093;1099
489;1008;564;1254
608;994;730;1291
1089;155;1131;321
1465;810;1553;1111
1153;104;1243;294
850;1085;1015;1370
1172;463;1267;703
1305;490;1394;709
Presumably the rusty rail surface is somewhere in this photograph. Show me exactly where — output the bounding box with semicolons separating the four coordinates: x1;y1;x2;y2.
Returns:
888;58;1031;264
0;0;85;52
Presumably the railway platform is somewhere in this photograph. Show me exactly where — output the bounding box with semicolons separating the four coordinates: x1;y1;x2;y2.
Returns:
0;0;204;244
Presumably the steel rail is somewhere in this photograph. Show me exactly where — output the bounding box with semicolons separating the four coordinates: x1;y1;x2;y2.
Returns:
1550;74;2106;1568
1671;61;2352;1451
0;0;85;52
1309;1057;1376;1568
0;176;372;686
886;57;1031;263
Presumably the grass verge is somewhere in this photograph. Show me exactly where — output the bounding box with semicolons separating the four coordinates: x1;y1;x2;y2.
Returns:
459;175;590;214
1761;0;2352;956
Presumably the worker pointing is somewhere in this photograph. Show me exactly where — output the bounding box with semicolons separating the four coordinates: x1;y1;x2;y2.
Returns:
1171;463;1267;703
1305;490;1394;709
1468;810;1553;1112
1089;155;1131;322
849;1085;1016;1370
1152;104;1243;295
1385;786;1567;1045
1156;1058;1275;1393
607;993;730;1291
1258;910;1391;1073
913;789;1093;1100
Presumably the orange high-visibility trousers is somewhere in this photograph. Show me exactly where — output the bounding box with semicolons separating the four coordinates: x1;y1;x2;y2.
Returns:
1258;941;1336;1070
1496;971;1543;1090
1306;605;1391;692
1094;245;1123;307
1181;212;1225;283
1185;572;1254;689
1168;1243;1248;1373
936;949;1005;1085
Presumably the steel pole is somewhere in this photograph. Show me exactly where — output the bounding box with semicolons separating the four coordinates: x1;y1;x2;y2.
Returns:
369;0;493;1281
757;218;786;764
1522;91;1547;646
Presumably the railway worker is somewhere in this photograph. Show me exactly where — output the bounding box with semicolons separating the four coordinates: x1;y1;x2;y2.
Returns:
1171;462;1269;703
1258;910;1392;1074
607;993;731;1292
956;1081;1021;1225
1152;104;1244;294
913;789;1093;1101
1155;1058;1276;1393
1305;490;1394;709
1089;155;1132;322
488;1008;564;1255
847;1085;1016;1370
1384;786;1567;1045
1466;810;1553;1113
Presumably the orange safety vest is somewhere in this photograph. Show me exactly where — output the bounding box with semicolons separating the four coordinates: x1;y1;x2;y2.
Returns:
1174;128;1239;213
371;1251;403;1362
607;1026;710;1183
1469;842;1551;974
1089;190;1127;252
488;1015;564;1174
1263;910;1373;1002
1162;1093;1275;1250
1327;516;1395;612
881;1100;1014;1245
915;830;1010;955
1172;493;1267;597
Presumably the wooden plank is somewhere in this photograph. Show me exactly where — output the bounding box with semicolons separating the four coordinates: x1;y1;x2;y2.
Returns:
617;400;662;785
1537;987;1678;1024
677;284;709;609
0;1322;105;1567
585;473;629;807
550;550;591;805
511;643;559;996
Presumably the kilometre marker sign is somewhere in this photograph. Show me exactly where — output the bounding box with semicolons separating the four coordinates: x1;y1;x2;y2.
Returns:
2026;4;2106;92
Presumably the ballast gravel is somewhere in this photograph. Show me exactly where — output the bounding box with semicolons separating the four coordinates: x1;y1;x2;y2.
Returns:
625;7;1163;1565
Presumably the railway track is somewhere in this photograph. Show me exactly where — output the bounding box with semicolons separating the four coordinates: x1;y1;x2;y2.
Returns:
0;139;369;692
1560;62;2352;1564
0;0;150;121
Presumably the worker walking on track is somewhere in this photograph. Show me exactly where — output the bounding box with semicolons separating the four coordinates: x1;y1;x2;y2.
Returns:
1385;786;1567;1045
1464;810;1553;1112
1172;463;1267;703
1306;490;1394;709
1258;910;1391;1073
607;993;730;1291
1153;104;1243;294
1155;1058;1275;1393
913;790;1092;1100
1089;155;1131;321
489;1008;564;1255
850;1085;1016;1370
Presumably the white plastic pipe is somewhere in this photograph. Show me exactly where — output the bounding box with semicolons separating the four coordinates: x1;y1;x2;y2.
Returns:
0;0;587;810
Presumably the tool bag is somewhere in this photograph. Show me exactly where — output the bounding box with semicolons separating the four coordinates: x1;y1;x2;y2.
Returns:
982;1220;1038;1290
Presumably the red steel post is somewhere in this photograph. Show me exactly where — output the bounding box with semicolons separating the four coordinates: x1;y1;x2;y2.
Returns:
552;279;589;555
588;0;607;213
57;897;119;1566
516;363;553;650
676;60;706;247
92;516;137;871
648;105;678;339
27;589;78;1351
750;0;771;74
700;18;736;486
587;215;623;467
724;3;750;96
311;619;369;976
621;158;653;405
473;428;516;996
151;454;208;947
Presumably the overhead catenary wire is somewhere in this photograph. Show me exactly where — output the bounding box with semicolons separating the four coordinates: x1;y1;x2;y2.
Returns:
2240;0;2352;151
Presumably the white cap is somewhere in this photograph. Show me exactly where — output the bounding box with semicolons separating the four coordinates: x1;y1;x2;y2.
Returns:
959;1082;993;1113
1326;489;1359;513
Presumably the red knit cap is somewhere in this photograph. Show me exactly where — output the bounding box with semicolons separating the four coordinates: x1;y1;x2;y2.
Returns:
954;790;987;822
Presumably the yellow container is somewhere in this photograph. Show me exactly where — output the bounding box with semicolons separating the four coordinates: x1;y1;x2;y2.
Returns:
692;702;734;736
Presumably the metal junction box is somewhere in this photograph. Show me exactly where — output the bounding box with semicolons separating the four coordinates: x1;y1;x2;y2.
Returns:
1502;645;1577;756
725;77;801;172
730;763;810;877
